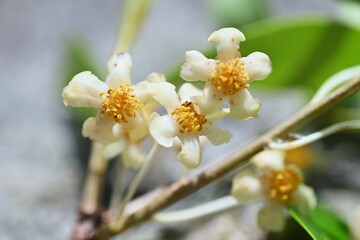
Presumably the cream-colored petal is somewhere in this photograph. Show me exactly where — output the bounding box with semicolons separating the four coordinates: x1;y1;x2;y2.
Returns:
206;108;230;122
201;124;232;146
149;113;176;147
103;139;127;159
229;89;262;120
145;72;166;83
252;150;285;171
178;83;203;102
258;202;286;232
180;50;216;81
208;27;245;62
62;71;107;108
82;117;119;144
125;113;149;142
289;184;317;215
231;171;262;204
105;53;133;86
241;52;272;81
191;84;224;116
122;143;146;169
178;136;202;169
148;82;180;114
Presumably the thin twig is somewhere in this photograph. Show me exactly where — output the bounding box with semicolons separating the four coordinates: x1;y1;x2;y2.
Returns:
96;77;360;239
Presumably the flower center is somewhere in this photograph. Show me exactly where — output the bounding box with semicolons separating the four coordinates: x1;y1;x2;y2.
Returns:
209;58;249;96
266;168;303;203
100;84;143;123
171;101;207;133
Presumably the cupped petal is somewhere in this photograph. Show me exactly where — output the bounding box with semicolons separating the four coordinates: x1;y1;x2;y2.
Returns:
231;171;262;204
258;202;286;232
180;50;216;81
289;184;317;215
122;143;146;169
149;113;176;147
208;27;245;62
178;136;202;169
148;82;180;114
252;150;285;171
124;113;149;142
241;52;272;81
229;89;261;120
201;124;232;146
62;71;107;108
191;84;224;116
82;116;119;144
178;83;203;102
105;53;133;86
206;108;230;122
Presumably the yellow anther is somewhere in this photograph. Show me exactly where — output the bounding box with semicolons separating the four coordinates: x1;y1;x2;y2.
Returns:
100;84;143;123
171;101;207;133
209;58;249;96
265;167;303;203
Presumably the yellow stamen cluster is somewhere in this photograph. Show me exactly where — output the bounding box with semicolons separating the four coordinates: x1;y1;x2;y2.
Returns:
266;168;303;203
171;101;207;133
209;58;249;96
100;84;143;123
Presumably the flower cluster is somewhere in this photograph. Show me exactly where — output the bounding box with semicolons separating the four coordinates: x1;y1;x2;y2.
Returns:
231;150;316;231
62;27;272;170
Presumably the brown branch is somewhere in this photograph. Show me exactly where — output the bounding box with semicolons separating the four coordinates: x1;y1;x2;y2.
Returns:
96;77;360;239
71;143;108;240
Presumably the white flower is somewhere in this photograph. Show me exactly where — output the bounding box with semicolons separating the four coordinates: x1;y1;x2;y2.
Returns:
148;82;232;169
231;150;316;232
180;27;272;120
62;53;164;168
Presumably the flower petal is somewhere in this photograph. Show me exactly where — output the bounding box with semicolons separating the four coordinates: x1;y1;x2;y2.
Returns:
180;50;216;81
289;184;317;215
105;53;133;86
231;171;262;204
241;52;272;81
178;136;202;169
191;84;224;116
178;83;203;102
229;89;261;120
202;124;232;146
252;150;285;171
62;71;107;108
208;27;245;62
122;143;146;169
82;116;119;144
258;202;286;232
148;82;180;114
206;108;230;122
125;113;149;142
149;113;176;147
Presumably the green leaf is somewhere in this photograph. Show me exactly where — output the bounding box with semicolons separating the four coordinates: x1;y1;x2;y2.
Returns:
289;205;350;240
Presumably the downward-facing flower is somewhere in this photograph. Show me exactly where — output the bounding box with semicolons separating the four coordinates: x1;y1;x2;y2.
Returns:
231;150;316;231
148;82;232;169
180;27;272;120
62;53;163;168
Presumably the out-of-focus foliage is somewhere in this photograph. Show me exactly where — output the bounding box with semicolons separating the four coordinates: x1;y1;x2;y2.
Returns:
290;205;350;240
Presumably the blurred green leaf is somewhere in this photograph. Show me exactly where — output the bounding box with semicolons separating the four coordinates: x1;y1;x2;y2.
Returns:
289;205;350;240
